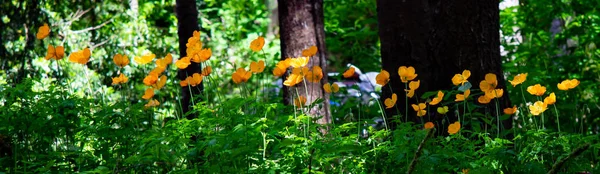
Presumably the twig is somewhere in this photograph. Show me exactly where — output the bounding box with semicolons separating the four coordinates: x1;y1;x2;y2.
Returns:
71;19;113;34
547;143;591;174
407;128;434;174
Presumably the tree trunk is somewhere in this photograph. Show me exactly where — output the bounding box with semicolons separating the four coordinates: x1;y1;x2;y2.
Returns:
376;0;512;135
279;0;331;124
175;0;202;119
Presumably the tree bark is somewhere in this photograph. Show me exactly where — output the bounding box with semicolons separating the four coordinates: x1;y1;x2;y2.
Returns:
175;0;202;119
279;0;331;124
377;0;512;134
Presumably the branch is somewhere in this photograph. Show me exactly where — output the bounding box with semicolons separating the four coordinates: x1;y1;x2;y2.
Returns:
547;143;591;174
71;19;113;34
407;128;434;174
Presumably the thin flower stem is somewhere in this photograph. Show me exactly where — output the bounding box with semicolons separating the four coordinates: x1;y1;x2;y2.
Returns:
374;99;389;131
405;83;408;123
494;99;501;138
553;104;560;133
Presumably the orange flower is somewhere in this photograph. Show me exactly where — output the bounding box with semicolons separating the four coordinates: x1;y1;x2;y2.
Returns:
289;57;309;68
153;75;167;89
448;121;461;135
323;83;339;93
424;122;434;129
36;23;50;40
544;92;556;105
557;79;580;90
68;47;91;65
250;36;265;52
343;67;355;78
503;105;517;115
294;96;307;107
509;73;527;87
111;73;129;85
142;88;154;100
134;53;155;65
478;95;491;104
144;99;160;108
232;68;252;84
44;45;65;60
405;80;420;98
302;46;318;57
527;84;546;96
175;57;192;69
455;89;471;102
202;66;212;76
113;53;129;68
462;169;470;174
479;73;498;93
305;66;323;83
384;93;397;109
156;54;172;69
250;60;266;73
529;101;548;116
180;73;203;87
398;66;417;83
429;91;444;105
195;48;211;62
376;70;390;86
283;68;304;86
411;103;427;117
452;70;471;86
484;89;504;99
143;73;159;86
150;66;166;76
273;64;287;77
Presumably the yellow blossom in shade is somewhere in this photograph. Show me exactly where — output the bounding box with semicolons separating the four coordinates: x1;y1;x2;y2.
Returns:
398;66;418;83
232;68;252;84
36;23;50;40
145;99;160;108
455;89;471;102
294;96;307;107
68;47;91;65
250;36;265;52
448;121;461;135
376;70;390;86
155;56;172;69
484;89;504;99
323;83;339;93
343;67;355;78
452;70;471;86
437;106;449;114
153;75;167;90
324;83;333;93
529;101;548;116
305;66;323;83
462;169;470;174
478;95;491;104
302;46;318;57
527;84;546;96
479;73;498;92
273;64;287;77
424;122;434;129
405;80;420;98
164;53;173;64
384;93;398;109
289;57;309;68
191;73;203;86
280;58;292;68
150;66;166;76
45;45;65;60
134;53;155;65
113;53;129;68
250;60;266;73
429;91;444;105
283;68;304;86
195;48;212;62
142;88;154;100
143;73;159;86
557;79;580;90
504;105;517;115
544;92;556;105
111;73;129;85
509;73;528;87
202;66;212;76
411;103;427;117
175;57;192;69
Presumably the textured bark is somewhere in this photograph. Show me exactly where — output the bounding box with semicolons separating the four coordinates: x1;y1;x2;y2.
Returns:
377;0;512;134
175;0;202;119
279;0;331;124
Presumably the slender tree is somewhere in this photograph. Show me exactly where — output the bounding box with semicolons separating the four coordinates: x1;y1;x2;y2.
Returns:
175;0;202;119
376;0;512;134
279;0;331;124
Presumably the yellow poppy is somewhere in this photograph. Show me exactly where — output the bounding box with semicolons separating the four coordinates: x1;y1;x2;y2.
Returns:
191;73;203;86
405;80;420;98
305;66;323;83
250;36;265;52
153;75;167;89
455;89;471;102
479;73;498;93
437;106;449;114
384;93;398;109
478;95;491;104
503;105;517;115
294;96;307;107
250;60;266;73
283;70;304;87
45;45;65;60
424;122;434;129
289;57;309;68
527;84;546;96
68;47;91;65
302;46;318;57
509;73;527;87
557;79;580;90
462;169;470;174
196;48;212;62
429;91;444;105
529;101;547;116
175;57;192;69
36;23;50;40
273;64;287;77
142;88;154;100
324;83;340;93
111;73;129;85
232;68;252;84
376;70;390;86
452;70;471;86
343;67;355;78
448;122;461;135
544;92;556;105
155;56;171;69
411;103;427;117
484;89;504;99
144;99;160;108
113;53;129;68
202;66;212;76
143;73;159;86
398;66;418;83
134;53;155;65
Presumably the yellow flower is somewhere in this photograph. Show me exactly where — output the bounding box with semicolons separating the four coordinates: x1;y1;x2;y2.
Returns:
68;47;91;65
289;57;310;68
452;70;471;86
150;66;166;76
527;84;546;96
384;93;397;109
144;99;160;108
111;73;129;85
44;45;65;60
142;88;155;100
411;103;427;117
134;53;155;65
156;54;172;69
250;60;266;73
305;66;323;83
294;96;307;107
283;68;304;86
250;36;265;52
113;53;129;68
429;91;444;105
36;23;50;40
143;73;159;86
175;57;192;69
557;79;580;90
455;89;470;102
273;64;287;77
544;92;556;105
437;106;449;114
398;66;417;83
529;101;548;116
192;48;211;63
232;68;252;84
503;105;517;115
448;122;461;135
180;73;203;87
153;75;167;90
484;89;504;99
478;95;491;104
202;66;212;76
424;122;434;129
405;80;420;98
323;83;339;93
479;73;498;93
343;67;355;78
376;70;390;86
302;46;318;57
462;169;470;174
509;73;527;87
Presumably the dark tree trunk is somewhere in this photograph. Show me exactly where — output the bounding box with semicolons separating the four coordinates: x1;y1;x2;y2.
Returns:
376;0;512;135
175;0;202;119
279;0;331;124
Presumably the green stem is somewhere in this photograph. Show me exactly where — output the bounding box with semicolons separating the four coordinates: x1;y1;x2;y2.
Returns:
553;104;560;133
